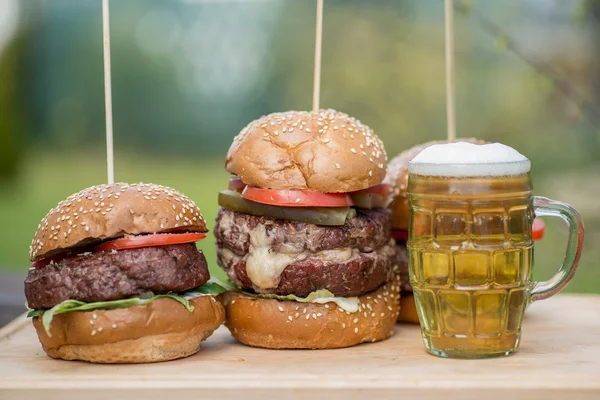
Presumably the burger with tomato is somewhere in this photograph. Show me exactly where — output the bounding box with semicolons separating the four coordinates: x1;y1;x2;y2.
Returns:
214;109;400;349
384;139;545;323
25;183;225;363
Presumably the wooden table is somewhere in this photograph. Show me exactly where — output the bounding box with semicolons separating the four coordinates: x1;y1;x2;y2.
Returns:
1;294;599;399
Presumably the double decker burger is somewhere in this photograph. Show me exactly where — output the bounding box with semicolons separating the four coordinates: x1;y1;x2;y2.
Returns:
25;183;225;363
214;109;400;349
384;139;545;323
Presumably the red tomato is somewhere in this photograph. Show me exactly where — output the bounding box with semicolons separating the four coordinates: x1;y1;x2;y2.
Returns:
351;183;389;197
95;232;207;252
392;229;408;241
241;186;353;208
533;217;545;241
228;176;246;192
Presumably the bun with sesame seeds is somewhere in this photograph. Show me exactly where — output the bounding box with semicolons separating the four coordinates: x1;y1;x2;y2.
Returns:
225;109;387;193
30;182;207;262
384;139;485;324
224;277;400;349
32;295;225;364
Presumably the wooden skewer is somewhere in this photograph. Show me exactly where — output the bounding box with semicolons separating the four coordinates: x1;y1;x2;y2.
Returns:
102;0;115;184
445;0;456;142
312;0;324;113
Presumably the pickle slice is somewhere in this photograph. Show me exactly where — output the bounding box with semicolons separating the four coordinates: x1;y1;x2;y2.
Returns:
218;190;353;226
350;192;389;209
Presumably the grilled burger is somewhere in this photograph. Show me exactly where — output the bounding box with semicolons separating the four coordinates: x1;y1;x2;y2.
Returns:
384;139;485;323
25;183;225;363
215;109;400;349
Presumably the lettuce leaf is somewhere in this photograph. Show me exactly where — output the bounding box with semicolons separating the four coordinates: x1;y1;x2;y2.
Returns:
28;280;229;337
239;288;360;313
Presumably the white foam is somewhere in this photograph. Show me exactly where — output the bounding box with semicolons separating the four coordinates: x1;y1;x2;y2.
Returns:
408;142;530;177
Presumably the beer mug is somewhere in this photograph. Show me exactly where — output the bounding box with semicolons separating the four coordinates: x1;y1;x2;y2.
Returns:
407;142;584;358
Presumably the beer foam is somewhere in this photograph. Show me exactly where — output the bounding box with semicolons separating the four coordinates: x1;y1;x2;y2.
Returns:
408;142;530;177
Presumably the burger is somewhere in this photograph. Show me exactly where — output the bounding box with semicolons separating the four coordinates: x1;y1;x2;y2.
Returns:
384;139;485;323
25;183;225;363
214;109;400;349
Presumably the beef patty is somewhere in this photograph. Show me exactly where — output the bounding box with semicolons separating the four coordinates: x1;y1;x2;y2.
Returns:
215;208;392;256
25;243;209;310
214;208;395;298
394;241;411;293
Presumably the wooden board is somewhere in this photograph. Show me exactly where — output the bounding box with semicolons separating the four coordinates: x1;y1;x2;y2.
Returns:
1;294;599;400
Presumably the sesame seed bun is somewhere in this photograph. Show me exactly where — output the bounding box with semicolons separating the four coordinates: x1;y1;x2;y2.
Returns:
384;139;485;230
398;293;420;324
30;183;207;262
225;109;387;193
32;295;225;364
224;277;400;349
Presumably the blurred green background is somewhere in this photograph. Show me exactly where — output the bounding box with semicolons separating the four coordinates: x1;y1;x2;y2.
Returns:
0;0;599;305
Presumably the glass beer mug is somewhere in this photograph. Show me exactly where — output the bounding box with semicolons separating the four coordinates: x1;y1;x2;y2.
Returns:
407;142;584;358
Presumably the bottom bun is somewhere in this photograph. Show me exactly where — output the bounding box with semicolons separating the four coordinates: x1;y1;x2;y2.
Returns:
225;278;400;349
397;293;420;324
32;295;225;363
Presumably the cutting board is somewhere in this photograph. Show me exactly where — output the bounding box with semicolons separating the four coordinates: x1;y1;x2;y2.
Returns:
1;294;599;400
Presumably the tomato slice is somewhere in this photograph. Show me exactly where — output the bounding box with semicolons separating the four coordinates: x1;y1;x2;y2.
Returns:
241;186;353;208
392;229;408;241
95;232;207;252
533;217;545;241
351;183;389;197
228;176;246;192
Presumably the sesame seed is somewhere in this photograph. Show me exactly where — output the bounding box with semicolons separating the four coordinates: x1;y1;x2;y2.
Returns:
98;327;103;332
324;304;329;309
278;306;284;312
93;313;97;319
312;313;317;320
335;163;340;169
354;327;359;334
287;316;293;322
231;300;236;304
91;329;97;336
342;323;346;329
363;312;367;318
306;315;310;320
323;138;330;143
89;320;94;325
380;313;385;317
351;148;357;154
112;324;117;329
353;318;359;324
387;306;393;311
317;313;323;317
295;312;299;318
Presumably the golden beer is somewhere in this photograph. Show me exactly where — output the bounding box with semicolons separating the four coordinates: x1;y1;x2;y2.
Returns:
407;142;584;358
408;173;533;358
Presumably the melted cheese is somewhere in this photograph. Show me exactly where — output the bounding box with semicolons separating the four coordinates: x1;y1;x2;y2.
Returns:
245;225;354;289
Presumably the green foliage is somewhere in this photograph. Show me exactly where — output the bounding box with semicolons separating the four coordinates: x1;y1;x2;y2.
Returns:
0;31;27;181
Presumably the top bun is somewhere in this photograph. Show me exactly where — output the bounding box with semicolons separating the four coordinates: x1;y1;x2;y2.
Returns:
384;139;485;230
225;109;387;193
30;183;207;262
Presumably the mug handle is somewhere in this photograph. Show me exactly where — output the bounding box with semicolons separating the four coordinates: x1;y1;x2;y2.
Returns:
530;196;585;302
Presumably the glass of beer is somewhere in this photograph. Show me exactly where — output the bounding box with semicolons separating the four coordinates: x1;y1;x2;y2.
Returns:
407;142;584;359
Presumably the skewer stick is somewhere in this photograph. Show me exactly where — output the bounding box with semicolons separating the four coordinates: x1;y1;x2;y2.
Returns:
444;0;456;142
312;0;324;113
102;0;115;184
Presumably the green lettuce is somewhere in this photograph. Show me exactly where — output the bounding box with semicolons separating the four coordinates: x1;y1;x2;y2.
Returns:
27;280;229;336
239;288;360;313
